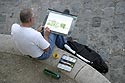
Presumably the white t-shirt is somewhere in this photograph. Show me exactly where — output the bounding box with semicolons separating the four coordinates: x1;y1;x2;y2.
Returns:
11;23;50;58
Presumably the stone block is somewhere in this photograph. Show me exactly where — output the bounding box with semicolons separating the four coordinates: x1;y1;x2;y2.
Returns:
32;0;40;4
92;17;101;27
123;65;125;74
113;14;125;29
0;14;6;23
75;65;111;83
71;2;82;13
103;7;115;17
0;24;5;34
81;9;93;21
110;56;124;69
78;34;88;45
116;1;125;14
121;76;125;83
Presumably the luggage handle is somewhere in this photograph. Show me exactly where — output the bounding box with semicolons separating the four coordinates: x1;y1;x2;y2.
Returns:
64;44;93;64
68;41;92;53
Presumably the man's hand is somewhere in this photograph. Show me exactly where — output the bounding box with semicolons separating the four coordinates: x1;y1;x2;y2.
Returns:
37;25;44;32
44;27;50;39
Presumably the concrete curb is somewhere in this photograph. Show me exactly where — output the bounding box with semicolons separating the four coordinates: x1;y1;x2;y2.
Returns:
0;34;111;83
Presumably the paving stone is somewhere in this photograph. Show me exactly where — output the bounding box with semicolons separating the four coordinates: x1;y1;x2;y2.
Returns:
108;1;116;7
123;65;125;74
103;7;115;17
121;76;125;83
109;69;117;83
0;14;6;23
79;9;93;22
110;56;124;69
48;0;61;10
0;24;5;34
92;17;101;27
100;20;113;34
93;8;104;16
98;48;110;60
0;2;6;12
78;34;88;45
111;35;119;41
82;0;94;9
32;0;40;3
71;2;82;13
113;14;125;29
91;0;113;9
116;1;125;14
1;0;18;2
110;68;124;83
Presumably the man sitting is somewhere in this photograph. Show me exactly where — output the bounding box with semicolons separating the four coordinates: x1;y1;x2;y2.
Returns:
11;8;66;60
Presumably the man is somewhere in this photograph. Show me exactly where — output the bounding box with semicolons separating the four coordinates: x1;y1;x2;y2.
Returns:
11;8;65;60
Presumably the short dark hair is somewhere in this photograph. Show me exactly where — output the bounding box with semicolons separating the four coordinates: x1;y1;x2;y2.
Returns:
20;8;33;23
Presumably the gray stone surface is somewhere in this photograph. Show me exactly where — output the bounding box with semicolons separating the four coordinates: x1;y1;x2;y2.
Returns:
0;0;125;83
0;34;111;83
75;65;110;83
0;52;77;83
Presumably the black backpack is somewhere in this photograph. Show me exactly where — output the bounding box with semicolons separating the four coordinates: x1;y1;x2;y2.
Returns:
65;41;108;74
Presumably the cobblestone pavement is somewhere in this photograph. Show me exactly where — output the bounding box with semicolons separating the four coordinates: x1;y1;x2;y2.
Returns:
0;0;125;83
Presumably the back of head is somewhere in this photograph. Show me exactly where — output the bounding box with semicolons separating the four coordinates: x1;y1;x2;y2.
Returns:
20;8;33;23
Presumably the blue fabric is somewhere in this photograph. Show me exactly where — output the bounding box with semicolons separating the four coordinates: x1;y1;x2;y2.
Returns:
37;33;66;60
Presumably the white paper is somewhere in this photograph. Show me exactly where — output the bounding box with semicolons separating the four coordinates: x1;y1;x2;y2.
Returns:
45;12;73;35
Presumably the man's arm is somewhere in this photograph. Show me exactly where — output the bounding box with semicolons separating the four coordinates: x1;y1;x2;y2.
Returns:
43;27;50;52
43;35;49;52
36;26;50;52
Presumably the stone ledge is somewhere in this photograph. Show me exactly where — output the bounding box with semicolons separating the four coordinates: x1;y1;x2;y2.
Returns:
0;34;111;83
